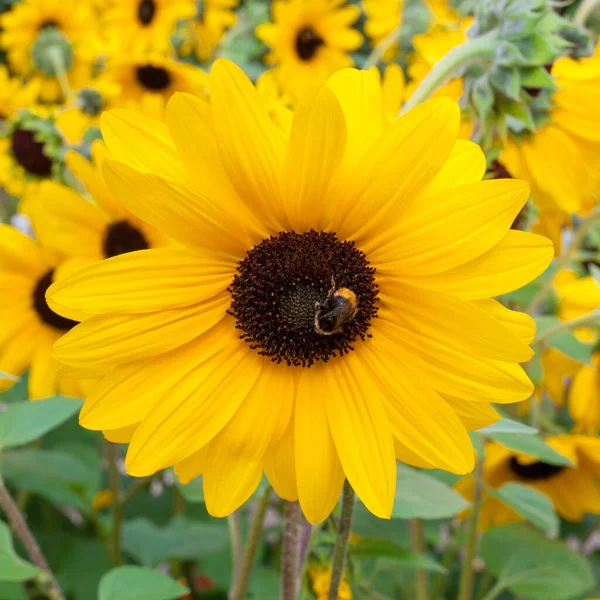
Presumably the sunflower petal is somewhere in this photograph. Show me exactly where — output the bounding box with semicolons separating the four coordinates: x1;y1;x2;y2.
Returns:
264;420;298;501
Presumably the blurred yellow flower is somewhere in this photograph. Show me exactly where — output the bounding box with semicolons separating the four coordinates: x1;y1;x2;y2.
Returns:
310;564;352;600
256;0;362;96
190;0;239;62
92;489;115;511
569;354;600;435
362;0;404;62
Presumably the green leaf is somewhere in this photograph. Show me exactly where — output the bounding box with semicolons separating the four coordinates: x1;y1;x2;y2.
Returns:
0;582;28;599
1;448;94;511
392;465;469;519
121;516;229;567
481;523;594;599
534;316;593;365
490;483;559;537
349;538;446;573
0;521;38;582
478;418;537;435
0;396;83;449
98;566;188;600
486;433;574;466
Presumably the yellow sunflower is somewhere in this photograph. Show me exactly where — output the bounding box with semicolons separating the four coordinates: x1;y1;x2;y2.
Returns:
0;0;101;103
102;55;209;118
191;0;239;63
310;563;352;600
500;50;600;247
256;0;363;97
0;225;93;400
0;66;41;119
569;355;600;435
362;0;404;62
457;436;600;529
255;69;294;134
103;0;196;55
48;60;552;524
29;140;168;270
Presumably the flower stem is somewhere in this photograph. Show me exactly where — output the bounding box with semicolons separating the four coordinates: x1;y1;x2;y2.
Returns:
527;206;600;315
534;310;600;345
458;459;483;600
230;486;272;600
401;34;497;114
328;480;355;600
363;22;403;69
106;441;122;567
574;0;600;24
411;518;429;600
281;501;301;600
47;47;71;100
227;512;243;591
0;476;65;600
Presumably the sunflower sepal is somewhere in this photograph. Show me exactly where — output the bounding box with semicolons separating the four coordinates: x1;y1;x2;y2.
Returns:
30;26;74;78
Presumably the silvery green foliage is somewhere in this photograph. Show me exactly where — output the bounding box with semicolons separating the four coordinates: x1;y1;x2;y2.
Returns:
460;0;592;153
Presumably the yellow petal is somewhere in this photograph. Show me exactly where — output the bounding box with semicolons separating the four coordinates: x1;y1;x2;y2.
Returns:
333;97;459;244
472;299;536;344
102;160;255;259
210;59;288;231
101;110;187;181
48;248;234;318
325;355;396;519
103;424;138;444
174;445;209;483
405;230;553;299
441;394;501;431
569;365;600;435
0;225;48;278
53;294;228;370
125;335;262;476
370;179;530;274
283;87;347;232
359;343;475;474
295;369;345;524
378;280;533;362
28;333;60;400
264;419;298;502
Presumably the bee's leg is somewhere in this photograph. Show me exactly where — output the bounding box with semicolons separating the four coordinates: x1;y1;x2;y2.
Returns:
327;276;336;299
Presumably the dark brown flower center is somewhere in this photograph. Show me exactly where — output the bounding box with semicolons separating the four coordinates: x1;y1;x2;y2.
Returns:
135;64;172;91
295;27;325;61
137;0;156;25
228;231;378;367
11;129;53;176
509;456;565;481
33;270;78;331
103;220;149;258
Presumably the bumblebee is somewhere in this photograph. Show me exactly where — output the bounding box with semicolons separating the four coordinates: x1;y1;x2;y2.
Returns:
314;280;358;336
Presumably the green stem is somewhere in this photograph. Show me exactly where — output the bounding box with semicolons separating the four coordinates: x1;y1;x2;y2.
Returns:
0;477;65;600
411;519;429;600
47;47;71;99
479;582;504;600
533;310;600;346
458;459;484;600
106;441;122;567
363;22;403;69
527;206;600;314
328;481;355;600
230;487;272;600
574;0;600;24
227;512;243;591
402;34;497;114
430;539;460;600
281;501;301;600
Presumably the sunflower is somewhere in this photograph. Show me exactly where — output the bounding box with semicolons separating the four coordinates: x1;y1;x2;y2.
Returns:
0;225;92;400
310;563;352;600
255;69;294;134
256;0;363;97
103;0;196;55
457;436;600;529
47;60;552;524
569;355;600;435
190;0;239;63
362;0;404;62
0;66;41;120
102;55;209;118
500;50;600;248
0;111;64;202
0;0;101;103
29;140;168;270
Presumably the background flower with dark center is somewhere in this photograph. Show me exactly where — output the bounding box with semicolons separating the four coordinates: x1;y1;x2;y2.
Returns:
255;0;363;97
30;139;169;277
103;0;195;55
0;225;93;399
456;436;600;529
102;54;209;118
47;59;552;524
0;0;101;103
0;110;65;203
